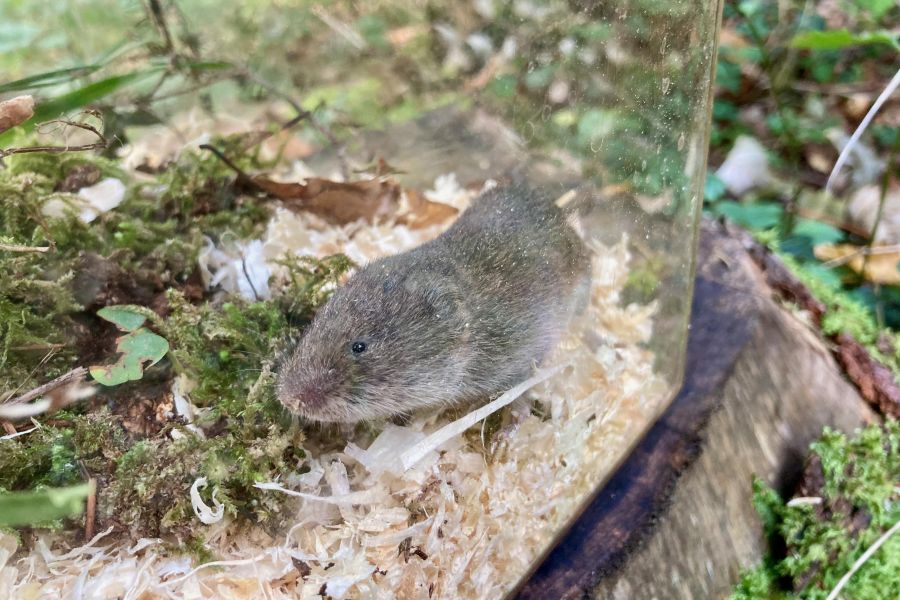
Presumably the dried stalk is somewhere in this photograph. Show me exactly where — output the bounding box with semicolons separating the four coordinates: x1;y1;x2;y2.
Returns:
2;366;88;406
0;117;108;159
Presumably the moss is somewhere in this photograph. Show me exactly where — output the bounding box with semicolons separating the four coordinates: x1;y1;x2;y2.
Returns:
1;139;354;535
778;253;900;379
622;257;664;305
731;420;900;599
0;411;126;492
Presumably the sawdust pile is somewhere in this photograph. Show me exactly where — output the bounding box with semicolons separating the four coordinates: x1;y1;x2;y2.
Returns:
1;174;668;599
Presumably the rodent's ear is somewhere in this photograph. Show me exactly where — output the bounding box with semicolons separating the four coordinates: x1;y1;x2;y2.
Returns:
402;272;460;317
423;287;459;318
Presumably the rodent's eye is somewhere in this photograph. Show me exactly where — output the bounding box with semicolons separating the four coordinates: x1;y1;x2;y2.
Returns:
351;341;368;354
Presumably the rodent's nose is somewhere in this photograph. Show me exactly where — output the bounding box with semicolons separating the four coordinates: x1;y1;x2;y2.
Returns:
297;383;328;409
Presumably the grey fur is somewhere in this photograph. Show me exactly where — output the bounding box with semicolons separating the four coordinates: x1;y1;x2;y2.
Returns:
276;185;590;422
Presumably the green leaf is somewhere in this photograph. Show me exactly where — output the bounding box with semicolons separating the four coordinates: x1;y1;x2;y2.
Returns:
793;219;845;245
183;60;234;72
97;306;148;332
0;483;91;526
524;65;557;90
714;201;784;230
704;173;727;202
31;69;164;124
0;65;104;94
859;0;895;20
790;29;900;51
486;74;517;99
90;328;169;386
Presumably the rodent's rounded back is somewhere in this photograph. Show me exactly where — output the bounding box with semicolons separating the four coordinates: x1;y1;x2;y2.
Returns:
277;184;590;422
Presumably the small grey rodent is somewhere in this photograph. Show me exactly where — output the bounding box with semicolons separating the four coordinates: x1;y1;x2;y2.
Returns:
276;184;590;423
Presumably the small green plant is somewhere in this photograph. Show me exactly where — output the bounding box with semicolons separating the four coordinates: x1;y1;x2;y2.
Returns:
90;306;169;386
731;420;900;599
0;483;92;527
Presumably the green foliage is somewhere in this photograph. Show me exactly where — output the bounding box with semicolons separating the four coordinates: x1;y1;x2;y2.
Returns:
790;29;900;51
89;306;169;387
732;420;900;599
0;123;355;534
0;484;91;527
782;253;900;377
712;201;784;230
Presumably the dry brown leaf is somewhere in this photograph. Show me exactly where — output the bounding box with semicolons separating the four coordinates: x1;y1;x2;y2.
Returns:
0;95;34;134
814;243;900;285
397;189;459;229
255;176;403;225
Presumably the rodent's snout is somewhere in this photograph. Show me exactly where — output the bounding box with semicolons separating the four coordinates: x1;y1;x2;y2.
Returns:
282;377;334;412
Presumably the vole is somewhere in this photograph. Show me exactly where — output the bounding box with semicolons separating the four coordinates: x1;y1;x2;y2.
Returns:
276;184;590;423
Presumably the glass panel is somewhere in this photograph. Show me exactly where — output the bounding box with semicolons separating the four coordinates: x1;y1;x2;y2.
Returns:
1;0;722;596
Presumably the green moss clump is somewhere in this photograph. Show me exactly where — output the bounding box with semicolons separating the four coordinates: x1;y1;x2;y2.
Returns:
98;254;350;535
731;420;900;600
0;410;127;493
0;135;284;397
1;139;356;535
778;253;900;379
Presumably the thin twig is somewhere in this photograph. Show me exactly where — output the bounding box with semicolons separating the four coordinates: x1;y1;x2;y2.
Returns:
198;143;255;184
860;137;898;282
9;343;67;351
145;0;175;55
822;244;900;269
0;117;108;159
0;426;37;441
826;67;900;193
240;71;351;180
85;478;97;541
240;255;261;301
4;348;60;401
241;111;312;154
825;520;900;600
0;243;51;253
2;367;88;406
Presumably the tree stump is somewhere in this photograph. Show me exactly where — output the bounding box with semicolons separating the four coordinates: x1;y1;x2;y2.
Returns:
515;220;877;599
311;107;879;599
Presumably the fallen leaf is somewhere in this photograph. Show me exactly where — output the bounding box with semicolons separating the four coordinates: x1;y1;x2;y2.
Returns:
89;328;169;386
96;306;148;332
253;176;402;225
90;306;169;386
814;243;900;284
0;95;34;135
396;189;458;229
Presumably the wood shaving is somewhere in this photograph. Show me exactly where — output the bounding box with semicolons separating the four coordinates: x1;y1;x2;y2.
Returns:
4;175;669;598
